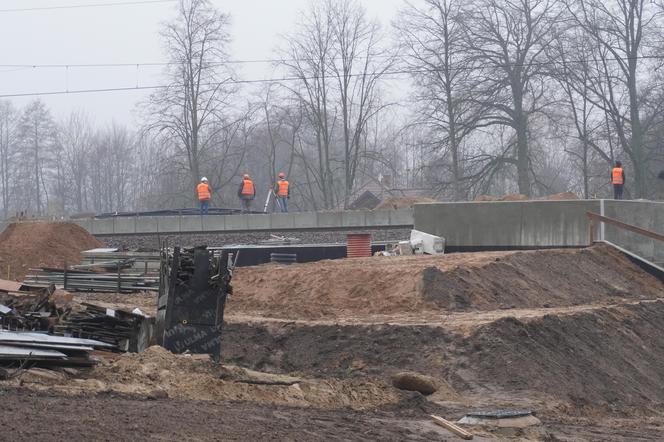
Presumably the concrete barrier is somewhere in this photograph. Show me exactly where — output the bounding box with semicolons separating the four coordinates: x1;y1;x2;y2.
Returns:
602;200;664;264
0;209;413;236
414;200;601;247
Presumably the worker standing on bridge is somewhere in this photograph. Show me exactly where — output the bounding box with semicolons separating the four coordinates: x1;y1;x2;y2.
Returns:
197;177;211;215
274;172;290;213
238;173;256;213
612;161;625;200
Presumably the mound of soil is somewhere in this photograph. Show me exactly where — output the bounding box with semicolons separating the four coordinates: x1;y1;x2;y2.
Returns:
374;196;438;210
13;345;399;410
474;194;529;202
0;222;104;280
474;192;579;201
228;245;664;319
542;191;579;200
464;300;664;408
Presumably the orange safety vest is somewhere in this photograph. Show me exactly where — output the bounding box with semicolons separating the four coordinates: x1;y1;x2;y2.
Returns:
276;180;289;197
241;179;255;196
612;167;624;185
197;183;211;201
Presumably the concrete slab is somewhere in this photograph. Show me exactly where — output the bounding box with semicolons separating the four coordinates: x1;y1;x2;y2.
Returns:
389;209;415;227
520;200;599;247
202;216;225;232
604;200;659;261
293;212;317;229
317;212;343;229
269;213;296;230
415;202;525;247
247;214;271;230
224;214;249;231
157;216;181;234
135;217;159;235
180;216;203;233
114;217;137;235
91;218;114;235
341;211;366;228
363;210;390;227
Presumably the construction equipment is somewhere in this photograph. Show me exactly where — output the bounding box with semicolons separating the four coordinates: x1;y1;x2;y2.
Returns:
263;189;275;213
156;246;234;362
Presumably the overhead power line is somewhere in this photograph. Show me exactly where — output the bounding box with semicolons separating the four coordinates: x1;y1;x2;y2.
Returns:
0;0;176;13
0;52;662;98
0;52;662;70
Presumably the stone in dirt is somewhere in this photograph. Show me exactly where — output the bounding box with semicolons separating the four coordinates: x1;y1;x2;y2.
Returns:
391;371;439;395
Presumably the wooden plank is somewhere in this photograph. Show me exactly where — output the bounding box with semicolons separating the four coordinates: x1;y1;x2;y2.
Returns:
430;415;473;440
586;212;664;243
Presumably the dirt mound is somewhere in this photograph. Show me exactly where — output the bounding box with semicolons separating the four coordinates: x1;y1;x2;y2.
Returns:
14;345;399;410
474;194;529;202
228;245;664;319
542;191;579;200
474;192;579;201
374;196;437;210
0;222;104;280
464;300;664;408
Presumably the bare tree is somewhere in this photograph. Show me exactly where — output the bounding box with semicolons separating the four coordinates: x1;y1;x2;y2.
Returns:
463;0;562;196
397;0;486;200
564;0;662;198
144;0;235;201
328;0;393;208
280;1;338;209
17;100;56;216
57;111;93;213
0;101;18;217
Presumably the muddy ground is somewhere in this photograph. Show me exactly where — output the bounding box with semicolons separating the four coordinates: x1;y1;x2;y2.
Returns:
4;244;664;440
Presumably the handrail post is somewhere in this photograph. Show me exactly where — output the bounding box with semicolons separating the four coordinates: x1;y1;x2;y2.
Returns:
588;217;595;246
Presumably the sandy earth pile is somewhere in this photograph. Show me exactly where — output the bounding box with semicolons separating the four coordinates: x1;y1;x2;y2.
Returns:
374;196;438;210
12;346;399;410
228;245;663;319
0;222;104;280
475;192;580;201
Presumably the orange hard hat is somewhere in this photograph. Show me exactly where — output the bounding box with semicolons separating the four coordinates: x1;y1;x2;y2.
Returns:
278;172;286;178
243;174;250;179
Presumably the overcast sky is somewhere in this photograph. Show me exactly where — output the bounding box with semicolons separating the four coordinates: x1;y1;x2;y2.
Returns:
0;0;405;126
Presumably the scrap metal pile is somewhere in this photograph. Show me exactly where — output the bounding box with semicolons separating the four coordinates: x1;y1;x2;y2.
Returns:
0;331;113;370
0;282;153;366
54;303;152;352
23;267;159;293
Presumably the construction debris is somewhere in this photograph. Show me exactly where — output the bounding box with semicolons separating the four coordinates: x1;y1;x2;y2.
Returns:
54;303;154;352
0;330;113;367
430;415;474;440
0;284;61;331
24;267;159;293
458;410;541;428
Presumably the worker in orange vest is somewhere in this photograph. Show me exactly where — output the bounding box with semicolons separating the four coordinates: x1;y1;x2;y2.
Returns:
237;173;256;213
611;161;625;200
274;172;290;213
197;177;211;215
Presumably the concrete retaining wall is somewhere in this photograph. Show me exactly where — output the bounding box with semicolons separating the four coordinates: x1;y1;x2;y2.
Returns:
602;200;664;264
414;200;601;247
13;209;413;236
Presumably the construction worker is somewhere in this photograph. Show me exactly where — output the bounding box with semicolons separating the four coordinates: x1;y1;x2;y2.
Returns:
238;173;255;213
197;177;211;215
274;172;290;213
612;161;625;200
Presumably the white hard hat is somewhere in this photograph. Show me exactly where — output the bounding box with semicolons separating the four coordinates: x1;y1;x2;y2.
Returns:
201;177;208;182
